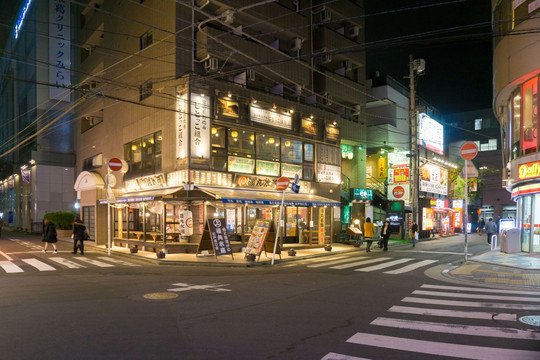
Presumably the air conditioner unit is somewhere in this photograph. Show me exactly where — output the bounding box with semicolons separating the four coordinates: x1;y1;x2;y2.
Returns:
347;25;359;38
247;69;255;81
322;92;332;105
204;57;219;72
320;8;331;22
221;10;234;25
290;37;302;52
342;60;352;72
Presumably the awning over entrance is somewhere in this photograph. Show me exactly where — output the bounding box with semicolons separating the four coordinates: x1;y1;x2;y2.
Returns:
99;186;185;204
196;186;341;207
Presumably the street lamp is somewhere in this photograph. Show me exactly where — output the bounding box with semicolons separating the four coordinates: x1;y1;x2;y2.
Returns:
409;55;425;228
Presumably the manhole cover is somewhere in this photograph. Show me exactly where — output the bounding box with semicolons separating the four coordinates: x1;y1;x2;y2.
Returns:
519;315;540;327
143;292;179;300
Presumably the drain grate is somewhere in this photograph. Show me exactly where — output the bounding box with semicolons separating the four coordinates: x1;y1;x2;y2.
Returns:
519;315;540;327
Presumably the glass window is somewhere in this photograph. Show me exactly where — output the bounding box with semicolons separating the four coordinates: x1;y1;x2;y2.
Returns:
211;126;226;148
474;119;482;130
304;143;314;162
522;196;532;252
132;139;142;174
303;164;314;180
512;92;521;159
140;29;153;50
488;139;497;151
228;129;254;158
256;134;280;161
281;138;302;163
533;194;540;253
522;77;538;154
211;148;227;171
141;134;154;175
123;131;162;179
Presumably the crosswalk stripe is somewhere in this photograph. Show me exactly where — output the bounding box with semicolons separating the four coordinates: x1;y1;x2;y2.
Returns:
346;332;540;359
421;284;540;296
308;256;368;268
412;290;540;303
330;257;390;270
355;258;413;272
321;352;371;360
402;296;540;311
75;257;115;267
97;257;140;266
49;257;86;269
0;261;23;273
371;317;540;340
383;259;438;274
22;258;56;271
388;305;517;321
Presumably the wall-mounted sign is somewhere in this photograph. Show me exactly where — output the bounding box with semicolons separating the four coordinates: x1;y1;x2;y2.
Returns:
318;208;326;245
317;144;340;166
452;200;463;228
235;174;276;189
21;169;31;184
176;91;188;160
216;97;239;118
256;160;280;176
418;113;444;155
281;163;302;178
191;94;210;159
228;156;255;174
317;164;341;184
49;0;71;101
250;105;292;129
325;125;340;141
422;208;434;231
419;163;448;195
350;188;373;201
302;118;318;135
388;167;409;184
377;157;387;178
387;184;409;201
135;174;167;189
518;160;540;180
388;151;410;168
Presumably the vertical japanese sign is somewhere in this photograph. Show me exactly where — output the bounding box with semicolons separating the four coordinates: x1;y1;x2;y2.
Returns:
176;91;188;160
207;219;232;256
21;169;31;184
318;208;326;245
49;0;71;100
190;94;210;159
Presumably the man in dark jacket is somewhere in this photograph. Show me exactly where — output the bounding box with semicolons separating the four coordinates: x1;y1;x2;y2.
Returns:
485;218;497;244
72;217;87;255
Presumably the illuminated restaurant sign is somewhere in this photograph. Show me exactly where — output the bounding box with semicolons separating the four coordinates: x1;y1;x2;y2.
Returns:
518;160;540;180
418;113;444;155
388;167;409;184
176;91;188;160
250;104;292;130
191;94;210;159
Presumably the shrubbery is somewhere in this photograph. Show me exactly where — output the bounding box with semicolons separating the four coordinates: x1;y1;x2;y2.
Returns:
43;211;78;230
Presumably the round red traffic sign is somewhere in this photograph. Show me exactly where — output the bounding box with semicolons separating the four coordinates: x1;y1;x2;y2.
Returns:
460;142;478;160
108;157;123;171
276;176;290;191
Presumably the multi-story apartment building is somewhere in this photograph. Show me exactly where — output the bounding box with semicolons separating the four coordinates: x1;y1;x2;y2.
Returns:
493;0;540;253
71;0;366;253
0;0;77;232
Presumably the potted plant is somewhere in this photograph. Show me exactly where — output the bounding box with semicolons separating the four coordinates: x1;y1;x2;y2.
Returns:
43;211;78;238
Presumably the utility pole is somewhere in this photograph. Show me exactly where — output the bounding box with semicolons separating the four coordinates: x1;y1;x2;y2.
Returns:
409;55;425;228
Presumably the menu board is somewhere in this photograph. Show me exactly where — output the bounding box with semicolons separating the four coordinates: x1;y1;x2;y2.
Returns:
245;220;270;256
196;219;233;259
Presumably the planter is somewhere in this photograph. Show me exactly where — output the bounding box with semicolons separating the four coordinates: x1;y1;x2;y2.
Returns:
157;251;166;259
287;249;296;256
130;246;138;254
56;229;72;239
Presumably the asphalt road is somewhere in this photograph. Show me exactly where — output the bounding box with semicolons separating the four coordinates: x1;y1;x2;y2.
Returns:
1;232;539;359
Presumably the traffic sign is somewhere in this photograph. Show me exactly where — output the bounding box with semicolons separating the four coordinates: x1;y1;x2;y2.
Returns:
291;183;300;194
460;142;478;161
108;157;123;171
276;176;290;191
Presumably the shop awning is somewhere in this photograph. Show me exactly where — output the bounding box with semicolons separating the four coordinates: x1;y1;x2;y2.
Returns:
99;186;185;204
196;186;341;207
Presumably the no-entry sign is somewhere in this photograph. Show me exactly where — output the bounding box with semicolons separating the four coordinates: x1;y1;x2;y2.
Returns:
460;142;478;161
276;176;290;191
108;157;123;171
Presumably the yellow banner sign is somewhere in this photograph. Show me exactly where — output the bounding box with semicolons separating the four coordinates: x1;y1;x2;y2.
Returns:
518;161;540;180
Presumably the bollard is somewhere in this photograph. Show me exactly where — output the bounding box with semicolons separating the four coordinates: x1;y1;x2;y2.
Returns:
491;234;498;250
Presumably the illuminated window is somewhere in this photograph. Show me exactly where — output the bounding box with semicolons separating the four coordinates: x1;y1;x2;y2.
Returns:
474;119;482;130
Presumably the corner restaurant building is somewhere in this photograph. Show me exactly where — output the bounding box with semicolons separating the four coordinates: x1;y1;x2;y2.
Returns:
74;82;341;253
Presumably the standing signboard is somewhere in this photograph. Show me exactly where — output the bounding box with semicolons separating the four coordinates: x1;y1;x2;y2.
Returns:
244;220;279;261
196;219;234;259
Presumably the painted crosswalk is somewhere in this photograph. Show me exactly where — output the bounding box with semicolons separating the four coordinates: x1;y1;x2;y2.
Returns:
290;255;438;274
322;284;540;360
0;255;141;274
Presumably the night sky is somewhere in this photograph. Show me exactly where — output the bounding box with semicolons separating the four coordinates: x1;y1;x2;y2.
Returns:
365;0;493;114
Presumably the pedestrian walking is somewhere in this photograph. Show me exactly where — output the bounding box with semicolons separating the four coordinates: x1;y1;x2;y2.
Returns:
41;219;58;253
485;217;497;244
410;220;418;247
72;217;87;255
363;217;375;252
380;220;391;251
478;217;485;234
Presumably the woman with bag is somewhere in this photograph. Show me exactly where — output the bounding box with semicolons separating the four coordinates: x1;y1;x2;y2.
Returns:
72;217;87;255
380;220;392;251
42;219;58;253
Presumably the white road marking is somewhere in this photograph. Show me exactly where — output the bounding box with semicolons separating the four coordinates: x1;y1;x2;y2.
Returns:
48;257;86;269
0;261;23;273
0;251;13;261
412;290;540;303
421;284;540;295
371;317;540;340
308;256;368;268
22;258;56;271
383;259;438;274
168;283;231;292
388;305;517;321
402;297;540;311
97;257;141;266
346;332;540;360
395;250;472;255
75;257;115;267
321;352;371;360
330;257;390;270
355;258;413;272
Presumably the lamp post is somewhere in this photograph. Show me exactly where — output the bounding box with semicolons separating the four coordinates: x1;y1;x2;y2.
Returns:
409;55;425;228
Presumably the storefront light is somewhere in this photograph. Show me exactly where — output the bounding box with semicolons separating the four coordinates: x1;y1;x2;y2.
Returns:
227;91;232;98
231;131;238;138
212;127;218;135
347;152;354;160
269;137;275;144
131;144;137;151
